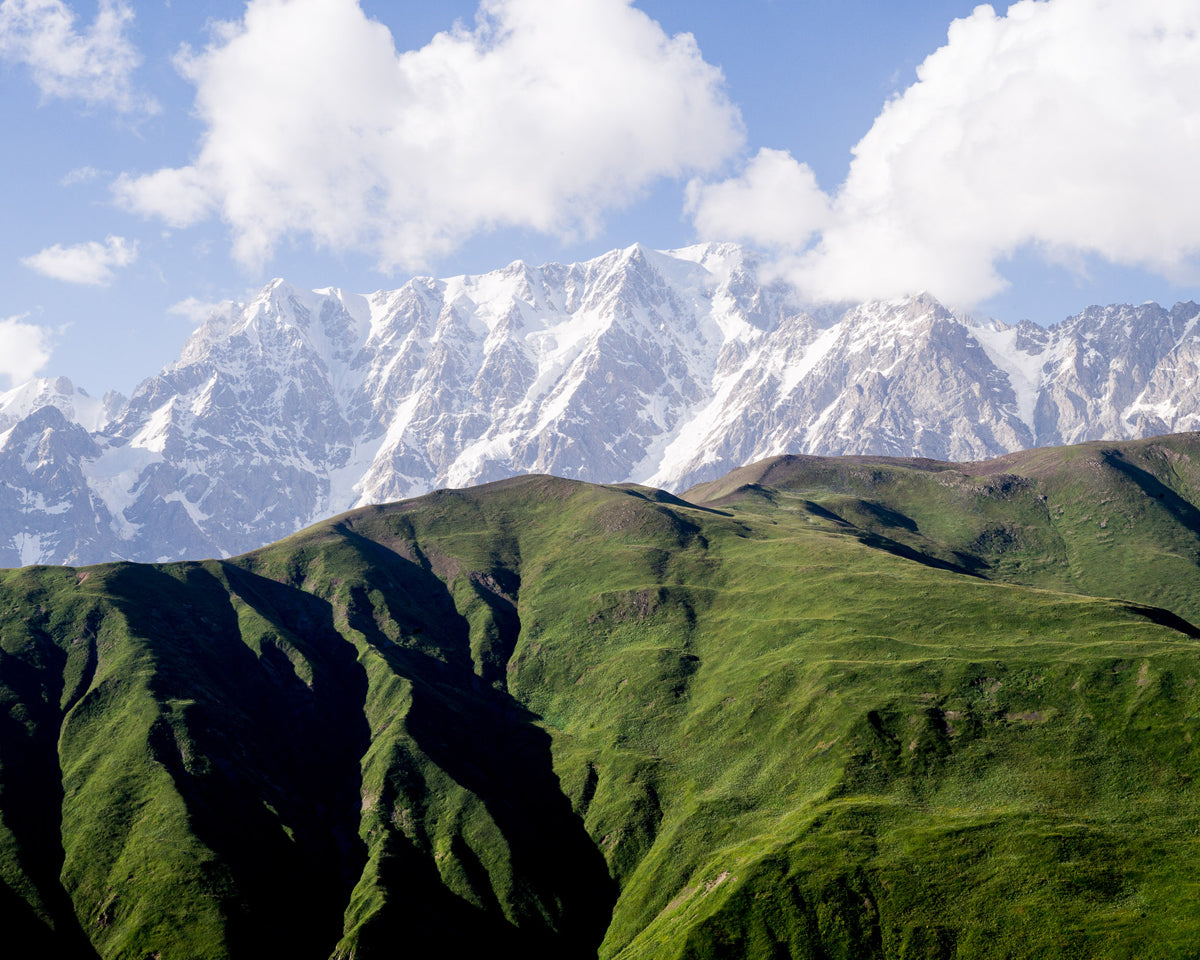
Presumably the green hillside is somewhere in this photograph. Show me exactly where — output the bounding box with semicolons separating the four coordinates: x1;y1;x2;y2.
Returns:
4;435;1200;958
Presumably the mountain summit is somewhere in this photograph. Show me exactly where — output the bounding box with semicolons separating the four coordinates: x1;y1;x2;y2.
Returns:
2;243;1198;565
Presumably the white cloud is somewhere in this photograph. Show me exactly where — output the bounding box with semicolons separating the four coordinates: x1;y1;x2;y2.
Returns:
168;297;228;326
0;314;51;385
112;165;214;229
60;164;101;186
0;0;156;114
114;0;743;272
688;0;1200;307
685;148;829;251
21;235;138;286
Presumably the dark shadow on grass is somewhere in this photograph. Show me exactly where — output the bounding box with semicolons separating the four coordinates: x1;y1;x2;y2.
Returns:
466;567;522;690
1103;451;1200;541
0;706;102;959
803;500;857;527
0;607;102;958
1121;602;1200;639
103;562;372;960
612;484;733;516
852;499;920;533
803;500;988;577
332;527;618;959
858;532;988;578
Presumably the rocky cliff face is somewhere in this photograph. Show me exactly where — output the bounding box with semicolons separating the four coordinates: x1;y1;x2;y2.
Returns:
1;242;1197;565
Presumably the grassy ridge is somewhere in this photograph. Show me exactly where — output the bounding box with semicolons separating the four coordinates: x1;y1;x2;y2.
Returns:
2;436;1200;957
684;434;1200;619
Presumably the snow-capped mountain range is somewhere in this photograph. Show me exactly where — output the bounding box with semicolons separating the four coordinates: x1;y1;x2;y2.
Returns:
2;241;1199;566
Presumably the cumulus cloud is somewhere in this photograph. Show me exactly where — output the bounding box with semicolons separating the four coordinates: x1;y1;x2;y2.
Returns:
113;0;743;272
0;314;51;385
686;148;830;251
21;235;138;285
688;0;1200;307
0;0;156;114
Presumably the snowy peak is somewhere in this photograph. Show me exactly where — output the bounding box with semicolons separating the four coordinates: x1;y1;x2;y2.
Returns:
3;243;1200;566
0;376;118;433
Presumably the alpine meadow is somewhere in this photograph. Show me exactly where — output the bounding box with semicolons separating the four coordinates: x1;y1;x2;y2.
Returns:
4;433;1200;957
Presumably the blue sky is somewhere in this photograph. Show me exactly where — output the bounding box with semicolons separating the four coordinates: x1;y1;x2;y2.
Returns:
2;0;1199;396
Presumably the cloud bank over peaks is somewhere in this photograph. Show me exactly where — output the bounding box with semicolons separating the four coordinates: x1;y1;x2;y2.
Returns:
114;0;744;273
0;0;156;114
688;0;1200;308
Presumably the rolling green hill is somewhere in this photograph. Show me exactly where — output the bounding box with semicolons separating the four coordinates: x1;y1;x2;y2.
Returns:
4;434;1200;958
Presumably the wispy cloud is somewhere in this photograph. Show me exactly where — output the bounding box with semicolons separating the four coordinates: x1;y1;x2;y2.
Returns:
0;314;51;386
60;164;102;186
0;0;157;114
688;0;1200;307
21;235;138;285
168;297;230;326
114;0;743;272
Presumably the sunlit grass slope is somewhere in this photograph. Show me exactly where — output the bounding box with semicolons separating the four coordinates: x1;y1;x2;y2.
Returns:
3;435;1200;958
685;433;1200;621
